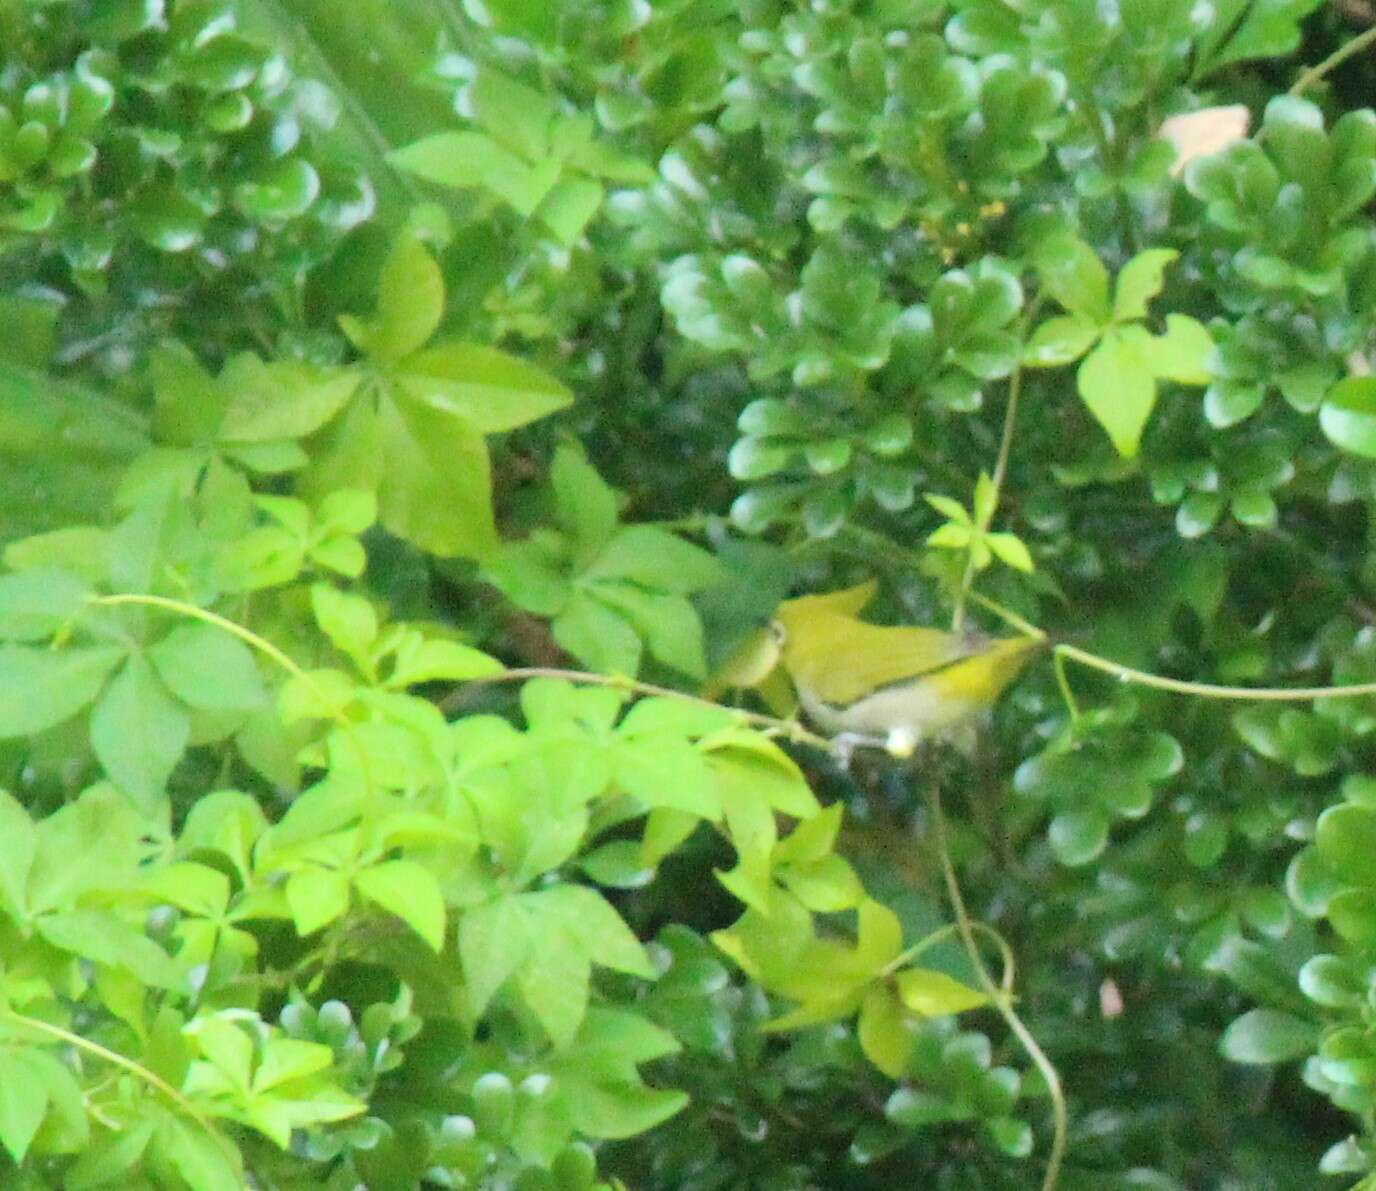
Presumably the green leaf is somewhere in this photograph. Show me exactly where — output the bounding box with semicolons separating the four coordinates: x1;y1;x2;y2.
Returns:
584;526;724;593
483;539;572;615
0;644;124;737
377;397;498;560
927;522;972;549
526;885;653;978
398;343;573;431
370;235;446;362
149;623;267;712
4;528;109;584
389;130;560;215
534;174;605;244
858;985;911;1078
551;1009;686;1138
1112;248;1178;322
1036;234;1111;325
1196;0;1322;76
0;568;89;641
1023;315;1100;367
386;636;504;687
64;1121;155;1189
1048;808;1111;866
554;592;642;676
580;840;654;888
924;493;971;524
552;443;618;554
36;909;179;986
1321;377;1376;458
147;342;224;447
27;785;142;915
1316;802;1376;886
1219;1008;1318;1065
592;584;708;678
0;1049;54;1162
896;968;989;1016
459;895;532;1018
615;736;721;818
1205;380;1265;428
278;668;357;724
779;854;864;912
90;656;191;810
987;1117;1034;1158
518;917;593;1048
316;489;377;536
285;868;352;937
310;584;378;664
234;158;321;224
218;357;359;443
1077;327;1157;457
987;532;1034;573
1141;316;1213;384
356;860;446;951
0;793;35;917
470;69;554;159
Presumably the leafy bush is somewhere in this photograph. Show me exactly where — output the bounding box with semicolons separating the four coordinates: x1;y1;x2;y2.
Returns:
7;1;1376;1188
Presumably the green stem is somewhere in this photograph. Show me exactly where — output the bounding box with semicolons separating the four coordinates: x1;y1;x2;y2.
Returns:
964;592;1376;707
89;593;376;793
91;594;308;682
967;590;1048;640
951;553;978;634
1055;641;1376;702
992;301;1042;499
1291;22;1376;96
446;665;833;749
3;1010;241;1171
928;783;1067;1191
1054;650;1082;723
881;921;1018;997
955;298;1041;633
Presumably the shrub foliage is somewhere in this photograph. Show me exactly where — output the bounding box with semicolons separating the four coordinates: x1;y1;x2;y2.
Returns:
4;1;1376;1188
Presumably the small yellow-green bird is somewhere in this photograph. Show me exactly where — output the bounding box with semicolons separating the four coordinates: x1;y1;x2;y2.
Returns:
718;579;1045;760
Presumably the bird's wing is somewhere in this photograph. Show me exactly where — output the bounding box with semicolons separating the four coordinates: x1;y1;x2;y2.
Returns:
776;579;879;623
782;614;974;707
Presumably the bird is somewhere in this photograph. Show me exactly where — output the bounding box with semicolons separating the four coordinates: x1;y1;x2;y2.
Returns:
719;579;1045;762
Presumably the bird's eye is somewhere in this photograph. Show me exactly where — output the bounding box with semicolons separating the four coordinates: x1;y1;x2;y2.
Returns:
768;620;787;647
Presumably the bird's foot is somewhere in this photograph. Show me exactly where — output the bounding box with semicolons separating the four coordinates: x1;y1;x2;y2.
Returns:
829;731;889;772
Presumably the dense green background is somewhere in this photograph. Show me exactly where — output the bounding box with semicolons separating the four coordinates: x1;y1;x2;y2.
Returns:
5;1;1376;1188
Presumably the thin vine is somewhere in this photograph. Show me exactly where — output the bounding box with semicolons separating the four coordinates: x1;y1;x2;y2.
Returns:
1291;21;1376;96
2;1009;242;1173
927;781;1068;1191
88;592;377;794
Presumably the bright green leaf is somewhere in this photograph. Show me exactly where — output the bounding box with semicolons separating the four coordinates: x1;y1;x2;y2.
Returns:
356;860;446;951
1077;326;1157;457
399;342;573;432
895;967;990;1016
1112;248;1178;322
371;235;445;362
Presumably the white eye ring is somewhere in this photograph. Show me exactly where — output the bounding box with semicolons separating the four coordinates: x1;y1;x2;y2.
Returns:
768;620;787;647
